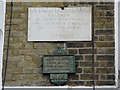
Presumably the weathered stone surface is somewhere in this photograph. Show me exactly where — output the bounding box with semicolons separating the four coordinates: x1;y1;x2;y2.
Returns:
66;42;84;48
96;68;115;74
97;55;114;61
96;42;114;47
84;68;93;73
95;30;114;35
84;55;93;61
80;74;98;80
96;81;115;86
3;2;115;86
68;49;77;54
75;55;83;60
67;81;85;86
96;48;114;54
79;49;92;54
69;74;79;80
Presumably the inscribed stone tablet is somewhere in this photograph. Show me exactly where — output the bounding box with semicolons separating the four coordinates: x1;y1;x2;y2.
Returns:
28;7;92;41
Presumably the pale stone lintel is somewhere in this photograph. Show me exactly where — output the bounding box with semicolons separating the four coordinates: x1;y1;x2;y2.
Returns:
6;0;114;2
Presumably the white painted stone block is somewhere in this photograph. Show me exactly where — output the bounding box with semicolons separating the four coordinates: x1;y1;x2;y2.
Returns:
28;7;92;41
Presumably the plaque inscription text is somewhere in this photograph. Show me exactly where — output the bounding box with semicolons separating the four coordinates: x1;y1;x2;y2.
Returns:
28;7;92;41
42;55;75;73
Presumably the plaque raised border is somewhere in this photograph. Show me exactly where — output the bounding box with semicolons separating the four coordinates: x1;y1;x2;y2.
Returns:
42;47;76;85
42;55;76;74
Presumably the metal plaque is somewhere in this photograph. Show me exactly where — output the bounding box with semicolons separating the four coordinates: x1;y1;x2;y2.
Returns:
42;55;75;74
28;7;92;41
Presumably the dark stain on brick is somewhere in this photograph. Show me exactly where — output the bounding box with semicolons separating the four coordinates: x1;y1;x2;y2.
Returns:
69;74;79;80
79;49;92;54
68;49;77;54
75;55;83;60
95;30;114;35
96;81;115;86
97;55;114;60
66;42;84;48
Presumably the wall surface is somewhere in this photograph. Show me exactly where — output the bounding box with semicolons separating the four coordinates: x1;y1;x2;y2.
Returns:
0;1;6;88
118;1;120;70
3;2;115;86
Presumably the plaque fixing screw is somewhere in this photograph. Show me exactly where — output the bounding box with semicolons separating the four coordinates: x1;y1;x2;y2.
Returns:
61;7;64;10
60;4;68;10
41;64;43;67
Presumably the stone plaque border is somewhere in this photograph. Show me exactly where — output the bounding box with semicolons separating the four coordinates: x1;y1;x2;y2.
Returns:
28;7;92;41
42;55;76;74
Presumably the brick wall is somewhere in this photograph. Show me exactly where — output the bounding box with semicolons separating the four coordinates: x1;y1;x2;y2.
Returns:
3;2;115;86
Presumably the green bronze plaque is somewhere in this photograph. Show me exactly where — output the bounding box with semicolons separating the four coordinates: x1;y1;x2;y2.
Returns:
42;55;75;74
